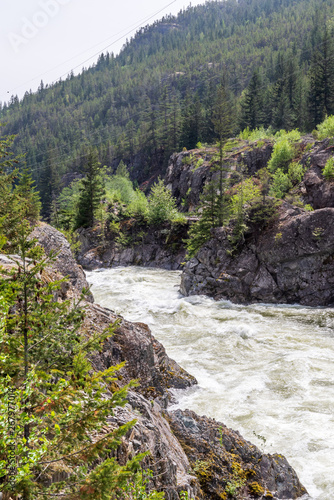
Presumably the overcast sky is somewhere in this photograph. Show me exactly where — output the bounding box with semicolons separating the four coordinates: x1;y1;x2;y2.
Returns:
0;0;207;104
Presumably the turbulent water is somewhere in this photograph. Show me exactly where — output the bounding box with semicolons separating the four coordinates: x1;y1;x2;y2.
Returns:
86;267;334;500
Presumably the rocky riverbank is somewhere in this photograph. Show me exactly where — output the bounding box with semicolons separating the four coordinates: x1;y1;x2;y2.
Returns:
13;222;308;499
76;220;188;271
179;137;334;306
181;202;334;306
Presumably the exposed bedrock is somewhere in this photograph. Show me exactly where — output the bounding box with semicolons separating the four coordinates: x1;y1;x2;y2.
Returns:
181;204;334;306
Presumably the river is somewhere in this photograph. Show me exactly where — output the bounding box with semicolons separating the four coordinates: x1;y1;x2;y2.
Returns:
86;266;334;500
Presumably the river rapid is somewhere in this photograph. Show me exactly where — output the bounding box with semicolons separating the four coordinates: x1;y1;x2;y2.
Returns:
86;266;334;500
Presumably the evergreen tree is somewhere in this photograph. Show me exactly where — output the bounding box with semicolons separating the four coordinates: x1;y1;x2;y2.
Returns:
0;134;40;252
75;149;105;229
116;160;130;178
211;83;233;226
308;27;334;128
0;138;163;500
239;70;265;130
14;169;41;222
147;179;179;224
0;221;149;500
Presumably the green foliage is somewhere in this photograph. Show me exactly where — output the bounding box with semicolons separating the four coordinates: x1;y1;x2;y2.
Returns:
268;139;295;173
51;179;83;231
316;115;334;139
270;168;292;198
121;470;165;499
105;175;137;205
239;70;265;130
274;129;301;142
147;179;183;225
238;127;273;142
0;134;40;252
126;189;149;219
193;158;204;170
225;462;246;497
74;149;105;230
0;222;145;499
182;154;195;166
247;197;279;228
186;173;230;258
116;160;130;178
13;169;41;222
230;178;261;214
212;83;234;144
288;161;305;185
323;157;334;180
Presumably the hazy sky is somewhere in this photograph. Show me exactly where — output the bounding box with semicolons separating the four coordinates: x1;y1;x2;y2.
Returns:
0;0;207;104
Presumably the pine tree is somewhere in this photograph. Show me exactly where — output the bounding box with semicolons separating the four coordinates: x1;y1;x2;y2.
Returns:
14;169;41;222
0;221;147;500
239;70;265;130
211;83;233;227
116;160;130;178
0;139;163;499
308;27;334;128
75;149;105;229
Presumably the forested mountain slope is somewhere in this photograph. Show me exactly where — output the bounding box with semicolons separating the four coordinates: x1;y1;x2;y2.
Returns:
1;0;334;216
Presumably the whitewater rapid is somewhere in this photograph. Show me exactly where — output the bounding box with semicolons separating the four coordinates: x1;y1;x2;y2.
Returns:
86;266;334;500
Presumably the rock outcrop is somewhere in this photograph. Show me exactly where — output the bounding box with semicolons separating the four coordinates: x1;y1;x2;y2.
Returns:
181;202;334;306
77;221;188;271
300;139;334;208
30;222;93;301
168;409;308;500
165;141;273;211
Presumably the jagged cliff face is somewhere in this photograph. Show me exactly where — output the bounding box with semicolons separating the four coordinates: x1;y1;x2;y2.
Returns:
165;141;273;211
301;138;334;208
4;223;307;499
76;220;188;271
173;138;334;306
181;203;334;306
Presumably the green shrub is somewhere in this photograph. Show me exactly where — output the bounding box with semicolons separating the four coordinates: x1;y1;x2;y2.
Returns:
147;179;182;224
270;168;292;198
268;139;294;173
126;189;149;219
230;178;261;214
323;157;334;180
274;128;300;142
316;115;334;139
288;161;305;185
182;154;195;165
193;158;204;170
238;126;273;142
105;175;137;204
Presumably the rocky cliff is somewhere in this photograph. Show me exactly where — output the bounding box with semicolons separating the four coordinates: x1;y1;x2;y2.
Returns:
178;138;334;306
181;202;334;306
10;223;308;499
165;141;273;211
76;220;188;271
